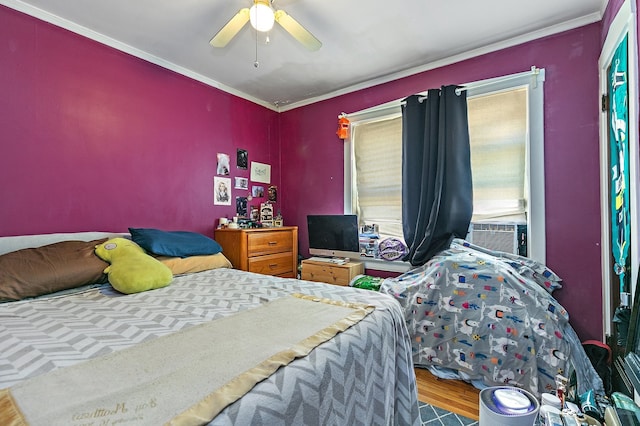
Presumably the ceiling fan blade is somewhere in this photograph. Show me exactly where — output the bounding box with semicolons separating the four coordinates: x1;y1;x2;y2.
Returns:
274;10;321;51
210;8;250;48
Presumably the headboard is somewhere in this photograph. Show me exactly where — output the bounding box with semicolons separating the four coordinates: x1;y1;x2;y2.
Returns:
0;232;127;256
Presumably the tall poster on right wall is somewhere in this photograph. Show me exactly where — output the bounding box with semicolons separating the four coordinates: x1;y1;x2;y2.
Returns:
609;33;631;320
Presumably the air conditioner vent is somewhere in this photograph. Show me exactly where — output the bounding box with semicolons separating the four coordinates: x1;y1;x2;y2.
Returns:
467;223;526;256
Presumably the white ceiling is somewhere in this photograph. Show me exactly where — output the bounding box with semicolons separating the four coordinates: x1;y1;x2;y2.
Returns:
3;0;606;111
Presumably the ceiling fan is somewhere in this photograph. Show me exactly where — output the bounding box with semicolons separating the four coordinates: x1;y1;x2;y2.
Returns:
210;0;322;51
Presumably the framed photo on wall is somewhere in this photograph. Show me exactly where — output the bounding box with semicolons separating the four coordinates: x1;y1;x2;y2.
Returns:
250;162;271;183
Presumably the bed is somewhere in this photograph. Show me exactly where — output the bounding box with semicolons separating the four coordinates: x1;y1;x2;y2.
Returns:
379;239;604;399
0;232;420;426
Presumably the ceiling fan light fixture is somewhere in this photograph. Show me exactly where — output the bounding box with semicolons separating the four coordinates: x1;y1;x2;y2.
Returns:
249;1;275;32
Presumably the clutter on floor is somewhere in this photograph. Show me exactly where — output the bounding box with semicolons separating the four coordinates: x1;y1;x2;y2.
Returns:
533;371;640;426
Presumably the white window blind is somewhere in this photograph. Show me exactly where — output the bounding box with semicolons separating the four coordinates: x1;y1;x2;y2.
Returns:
352;116;404;239
468;87;528;223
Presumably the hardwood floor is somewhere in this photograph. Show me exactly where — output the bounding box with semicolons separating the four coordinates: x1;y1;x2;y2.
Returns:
415;367;480;421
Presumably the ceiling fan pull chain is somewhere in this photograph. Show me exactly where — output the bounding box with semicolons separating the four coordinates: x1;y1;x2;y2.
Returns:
254;20;259;68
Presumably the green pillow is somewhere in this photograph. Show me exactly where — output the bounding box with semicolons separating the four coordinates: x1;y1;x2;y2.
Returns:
95;238;173;294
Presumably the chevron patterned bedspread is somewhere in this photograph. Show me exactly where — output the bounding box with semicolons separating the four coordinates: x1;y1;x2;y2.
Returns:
0;268;420;425
380;239;604;399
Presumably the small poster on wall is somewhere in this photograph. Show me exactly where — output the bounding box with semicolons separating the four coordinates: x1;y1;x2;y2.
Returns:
250;162;271;183
236;196;248;217
234;177;249;190
237;149;248;170
260;202;273;226
250;205;260;221
268;185;277;202
214;176;231;205
217;153;230;176
252;185;264;198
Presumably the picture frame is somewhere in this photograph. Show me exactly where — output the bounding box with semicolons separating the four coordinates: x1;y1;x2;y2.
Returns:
250;162;271;183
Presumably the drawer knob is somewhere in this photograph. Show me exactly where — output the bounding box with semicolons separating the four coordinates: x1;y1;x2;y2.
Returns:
268;241;278;246
269;263;278;268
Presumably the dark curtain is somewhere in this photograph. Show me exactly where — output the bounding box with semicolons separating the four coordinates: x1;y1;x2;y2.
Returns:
401;85;473;266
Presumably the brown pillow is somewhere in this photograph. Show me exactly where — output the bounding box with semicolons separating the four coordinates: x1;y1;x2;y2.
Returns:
155;253;232;275
0;239;109;301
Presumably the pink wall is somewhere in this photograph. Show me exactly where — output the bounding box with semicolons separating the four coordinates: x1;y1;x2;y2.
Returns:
0;5;280;237
279;24;603;341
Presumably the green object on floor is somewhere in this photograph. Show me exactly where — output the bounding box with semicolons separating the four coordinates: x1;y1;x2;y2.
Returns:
350;275;384;291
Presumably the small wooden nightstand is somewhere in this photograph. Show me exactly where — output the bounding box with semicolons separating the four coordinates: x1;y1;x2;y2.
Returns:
301;259;364;286
214;226;298;278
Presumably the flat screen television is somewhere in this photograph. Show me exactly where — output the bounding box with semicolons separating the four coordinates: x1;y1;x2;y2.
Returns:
307;214;360;259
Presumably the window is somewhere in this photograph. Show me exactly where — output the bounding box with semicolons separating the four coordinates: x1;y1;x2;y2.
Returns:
350;114;403;239
468;87;527;223
344;69;546;262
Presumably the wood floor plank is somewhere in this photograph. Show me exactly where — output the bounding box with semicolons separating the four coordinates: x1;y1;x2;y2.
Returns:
415;367;480;420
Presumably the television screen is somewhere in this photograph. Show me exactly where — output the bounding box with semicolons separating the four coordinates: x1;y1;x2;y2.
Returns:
307;215;360;258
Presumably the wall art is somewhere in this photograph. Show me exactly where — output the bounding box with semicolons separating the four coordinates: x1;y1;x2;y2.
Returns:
237;149;248;170
216;153;230;176
250;161;271;183
214;176;231;205
234;176;249;190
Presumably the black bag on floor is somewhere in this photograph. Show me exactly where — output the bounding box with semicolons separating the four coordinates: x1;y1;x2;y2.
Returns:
582;340;612;395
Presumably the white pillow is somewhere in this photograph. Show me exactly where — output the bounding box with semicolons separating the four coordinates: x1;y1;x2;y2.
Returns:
0;232;128;255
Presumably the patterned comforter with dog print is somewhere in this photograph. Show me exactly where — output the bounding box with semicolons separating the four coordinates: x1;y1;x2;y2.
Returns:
380;239;604;397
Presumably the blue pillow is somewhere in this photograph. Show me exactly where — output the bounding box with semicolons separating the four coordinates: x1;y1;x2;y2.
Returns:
128;228;222;258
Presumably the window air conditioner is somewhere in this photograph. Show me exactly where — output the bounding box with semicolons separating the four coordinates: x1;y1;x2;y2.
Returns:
466;223;527;256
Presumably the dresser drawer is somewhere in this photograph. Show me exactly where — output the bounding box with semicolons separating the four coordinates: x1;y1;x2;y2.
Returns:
248;252;294;276
247;231;293;257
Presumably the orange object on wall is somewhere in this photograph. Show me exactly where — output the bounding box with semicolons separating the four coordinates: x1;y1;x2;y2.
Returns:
336;114;350;139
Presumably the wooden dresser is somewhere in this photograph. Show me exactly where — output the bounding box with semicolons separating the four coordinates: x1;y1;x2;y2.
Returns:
301;259;364;286
214;226;298;278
